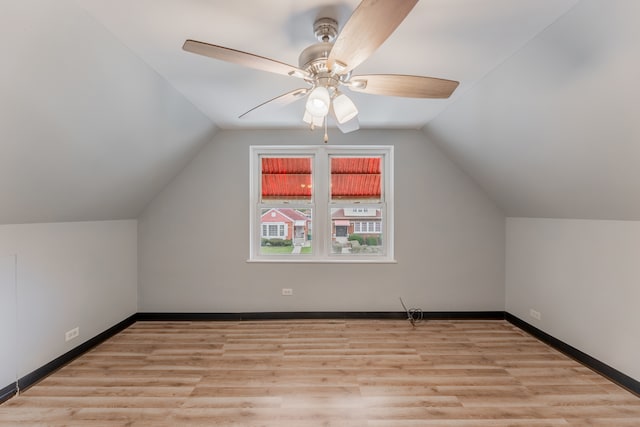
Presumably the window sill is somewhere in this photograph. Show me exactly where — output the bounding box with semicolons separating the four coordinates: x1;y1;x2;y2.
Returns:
246;258;397;264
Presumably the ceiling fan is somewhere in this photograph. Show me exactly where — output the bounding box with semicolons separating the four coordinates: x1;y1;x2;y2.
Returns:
183;0;459;141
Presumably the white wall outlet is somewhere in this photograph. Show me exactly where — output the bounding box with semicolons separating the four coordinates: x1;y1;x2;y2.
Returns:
282;288;293;296
529;309;541;321
65;326;79;342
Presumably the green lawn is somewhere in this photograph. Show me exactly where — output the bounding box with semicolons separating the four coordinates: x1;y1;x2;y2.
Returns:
260;246;293;254
260;246;312;255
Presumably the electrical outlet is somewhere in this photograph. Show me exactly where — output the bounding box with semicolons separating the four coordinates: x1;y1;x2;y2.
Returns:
529;309;541;321
65;327;79;342
282;288;293;296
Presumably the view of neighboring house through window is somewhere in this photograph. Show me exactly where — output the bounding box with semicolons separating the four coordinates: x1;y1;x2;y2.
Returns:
259;156;313;256
250;146;393;262
329;156;384;255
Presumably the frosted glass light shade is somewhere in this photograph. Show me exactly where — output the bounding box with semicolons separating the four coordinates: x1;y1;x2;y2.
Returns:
333;93;358;124
305;86;330;117
303;110;324;127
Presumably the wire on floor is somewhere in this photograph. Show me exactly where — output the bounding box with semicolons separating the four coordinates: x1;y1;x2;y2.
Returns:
399;297;423;326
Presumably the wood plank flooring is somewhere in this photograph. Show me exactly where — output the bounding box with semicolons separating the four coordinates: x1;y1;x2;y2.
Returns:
1;319;639;426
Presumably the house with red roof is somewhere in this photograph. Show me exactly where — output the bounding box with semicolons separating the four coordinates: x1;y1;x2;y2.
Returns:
260;208;311;245
331;207;382;244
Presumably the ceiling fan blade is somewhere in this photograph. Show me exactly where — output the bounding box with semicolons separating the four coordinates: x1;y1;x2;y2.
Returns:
183;39;309;79
327;0;418;74
348;74;459;99
239;88;309;119
330;106;360;133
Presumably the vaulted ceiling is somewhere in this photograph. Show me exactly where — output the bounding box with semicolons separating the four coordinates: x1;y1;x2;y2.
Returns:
1;0;638;224
425;0;640;220
75;0;579;129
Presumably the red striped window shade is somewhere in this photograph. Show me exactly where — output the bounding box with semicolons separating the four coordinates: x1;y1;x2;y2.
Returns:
261;157;312;200
261;157;382;201
331;157;381;200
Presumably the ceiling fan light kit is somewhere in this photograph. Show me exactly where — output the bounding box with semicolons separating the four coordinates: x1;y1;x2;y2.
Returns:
303;110;324;128
332;93;358;124
182;0;459;142
305;86;331;117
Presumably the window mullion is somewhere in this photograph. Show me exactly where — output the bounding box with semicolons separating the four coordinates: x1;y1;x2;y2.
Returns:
313;150;328;257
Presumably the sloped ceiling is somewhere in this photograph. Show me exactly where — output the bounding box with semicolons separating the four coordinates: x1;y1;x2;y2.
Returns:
0;1;217;224
4;1;636;224
75;0;578;130
424;0;640;220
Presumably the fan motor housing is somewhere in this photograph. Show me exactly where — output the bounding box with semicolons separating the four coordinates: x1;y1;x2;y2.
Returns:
298;42;333;75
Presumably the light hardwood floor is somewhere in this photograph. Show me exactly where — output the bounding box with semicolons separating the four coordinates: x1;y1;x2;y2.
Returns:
1;319;639;426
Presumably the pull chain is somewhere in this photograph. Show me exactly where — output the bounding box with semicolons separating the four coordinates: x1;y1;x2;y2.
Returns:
323;115;328;143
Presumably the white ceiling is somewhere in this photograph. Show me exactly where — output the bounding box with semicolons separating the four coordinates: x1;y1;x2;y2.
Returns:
76;0;579;130
0;1;216;224
425;0;640;220
3;0;639;224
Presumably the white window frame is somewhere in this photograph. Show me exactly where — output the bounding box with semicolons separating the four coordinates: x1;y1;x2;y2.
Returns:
249;145;394;263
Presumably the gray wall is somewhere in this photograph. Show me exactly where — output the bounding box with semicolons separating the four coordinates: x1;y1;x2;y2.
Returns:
506;217;640;381
0;220;137;390
138;129;505;312
0;255;17;391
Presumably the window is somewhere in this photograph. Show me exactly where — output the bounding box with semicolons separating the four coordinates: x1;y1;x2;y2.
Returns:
250;145;394;262
261;222;287;239
353;221;381;234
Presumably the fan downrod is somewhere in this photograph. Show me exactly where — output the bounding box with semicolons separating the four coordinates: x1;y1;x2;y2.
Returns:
313;18;338;42
298;18;342;76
